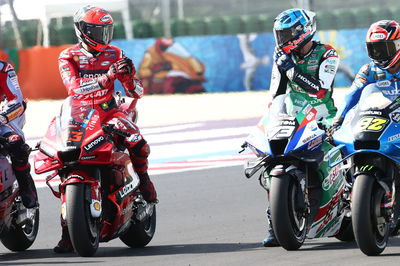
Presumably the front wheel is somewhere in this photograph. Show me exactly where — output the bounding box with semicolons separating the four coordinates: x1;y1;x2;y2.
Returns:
66;183;100;257
120;204;156;248
270;174;307;250
352;174;389;256
1;205;39;251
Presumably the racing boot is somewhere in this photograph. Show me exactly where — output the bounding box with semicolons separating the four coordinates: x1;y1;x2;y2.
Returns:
14;164;38;208
54;225;74;253
262;208;280;247
138;172;157;202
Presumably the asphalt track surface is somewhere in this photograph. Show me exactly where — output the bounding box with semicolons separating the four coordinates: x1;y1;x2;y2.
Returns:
2;90;400;265
1;165;400;266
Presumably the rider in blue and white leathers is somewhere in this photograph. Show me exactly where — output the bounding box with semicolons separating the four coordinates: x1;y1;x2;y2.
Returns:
333;20;400;127
0;60;38;208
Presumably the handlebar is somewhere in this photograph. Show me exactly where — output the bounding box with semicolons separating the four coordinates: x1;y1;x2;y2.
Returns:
102;124;131;138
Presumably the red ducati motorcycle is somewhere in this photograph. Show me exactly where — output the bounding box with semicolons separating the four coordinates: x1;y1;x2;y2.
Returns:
34;96;156;257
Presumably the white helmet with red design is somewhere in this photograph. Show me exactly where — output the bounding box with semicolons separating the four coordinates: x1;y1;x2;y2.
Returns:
73;5;114;52
366;20;400;69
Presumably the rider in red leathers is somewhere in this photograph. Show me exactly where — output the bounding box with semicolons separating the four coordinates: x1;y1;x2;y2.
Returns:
54;5;157;253
0;61;38;209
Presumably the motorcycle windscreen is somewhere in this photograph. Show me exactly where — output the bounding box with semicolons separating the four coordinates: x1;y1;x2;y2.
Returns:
58;97;97;150
347;84;394;150
266;93;313;155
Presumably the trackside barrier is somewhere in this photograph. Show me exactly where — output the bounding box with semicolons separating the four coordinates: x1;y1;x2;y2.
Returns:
0;27;370;99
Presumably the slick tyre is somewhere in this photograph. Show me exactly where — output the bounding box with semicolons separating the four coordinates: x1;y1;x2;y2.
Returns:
1;206;39;251
352;174;389;256
270;175;306;250
120;205;156;247
66;183;100;257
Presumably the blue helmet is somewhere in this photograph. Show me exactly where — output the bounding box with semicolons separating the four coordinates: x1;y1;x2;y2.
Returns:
273;8;316;53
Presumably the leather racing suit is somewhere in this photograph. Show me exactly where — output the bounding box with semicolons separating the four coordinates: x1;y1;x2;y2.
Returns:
0;60;37;208
270;41;340;126
58;43;156;202
336;62;400;119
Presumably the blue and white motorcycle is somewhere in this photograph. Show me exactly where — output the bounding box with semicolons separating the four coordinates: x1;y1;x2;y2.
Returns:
329;83;400;256
242;92;352;251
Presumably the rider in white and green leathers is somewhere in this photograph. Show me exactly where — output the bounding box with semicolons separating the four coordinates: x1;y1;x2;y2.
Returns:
263;8;340;247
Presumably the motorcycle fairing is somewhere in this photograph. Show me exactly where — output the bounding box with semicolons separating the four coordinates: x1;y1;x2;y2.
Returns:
332;84;400;165
244;93;325;157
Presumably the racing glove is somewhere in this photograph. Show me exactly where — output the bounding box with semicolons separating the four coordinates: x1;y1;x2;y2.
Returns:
107;57;136;80
326;117;344;141
273;48;295;71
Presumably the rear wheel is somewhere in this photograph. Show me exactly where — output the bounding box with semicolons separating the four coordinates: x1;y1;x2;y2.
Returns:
120;204;156;247
352;174;389;256
66;183;100;257
1;204;39;251
270;174;307;250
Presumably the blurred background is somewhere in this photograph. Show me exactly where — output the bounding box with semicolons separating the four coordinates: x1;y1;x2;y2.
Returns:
0;0;398;99
0;0;399;48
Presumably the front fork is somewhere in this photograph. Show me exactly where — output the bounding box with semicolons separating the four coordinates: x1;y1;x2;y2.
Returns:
260;165;310;223
353;165;398;227
59;169;103;221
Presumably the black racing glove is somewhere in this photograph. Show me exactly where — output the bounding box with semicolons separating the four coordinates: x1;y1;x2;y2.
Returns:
326;117;344;142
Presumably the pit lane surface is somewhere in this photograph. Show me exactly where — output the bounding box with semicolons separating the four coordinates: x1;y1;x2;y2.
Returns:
1;165;400;266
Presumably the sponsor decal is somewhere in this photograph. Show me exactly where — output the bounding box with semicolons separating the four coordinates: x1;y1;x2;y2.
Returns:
381;87;400;96
80;155;97;160
323;49;338;58
374;72;386;80
100;14;112;22
322;165;340;191
294;98;306;106
360;110;382;116
118;180;136;199
297;60;305;64
82;73;103;79
75;83;100;94
388;133;400;142
371;33;386;40
324;64;336;74
307;65;318;71
308;59;318;64
278;120;296;126
325;59;336;64
302;104;313;115
83;135;106;153
302;134;317;144
355;74;367;84
100;61;111;66
297;74;319;90
361;64;370;75
134;83;144;96
4;63;14;72
377;80;391;87
73;56;79;62
307;136;322;150
128;133;142;143
390;112;400;123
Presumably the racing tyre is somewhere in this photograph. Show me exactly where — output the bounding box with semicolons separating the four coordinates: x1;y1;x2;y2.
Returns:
352;174;389;256
1;205;39;251
66;183;100;257
120;204;156;247
270;174;306;250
